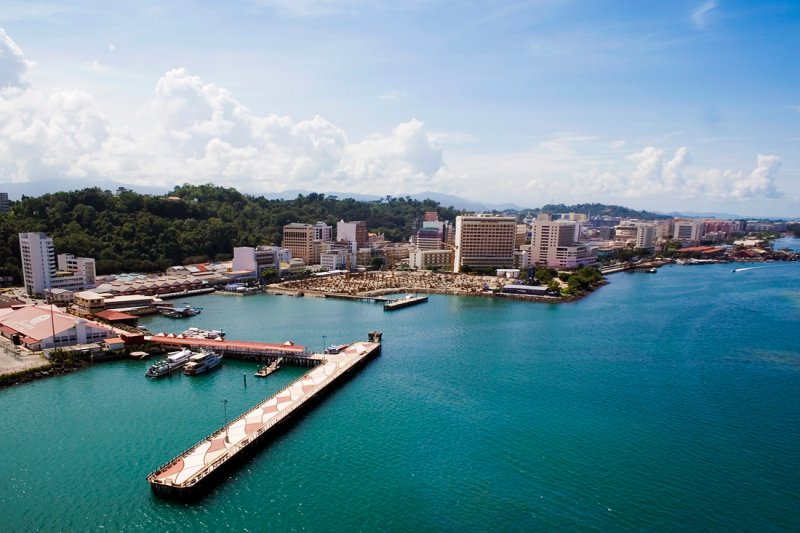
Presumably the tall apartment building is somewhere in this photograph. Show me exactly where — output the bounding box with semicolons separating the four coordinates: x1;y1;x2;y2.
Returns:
312;221;332;242
673;220;705;242
531;220;595;268
453;215;517;273
282;223;316;265
19;232;56;297
0;192;9;212
336;220;368;248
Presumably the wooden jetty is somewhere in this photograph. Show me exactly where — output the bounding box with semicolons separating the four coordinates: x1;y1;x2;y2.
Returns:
384;294;428;311
147;331;383;500
255;357;282;377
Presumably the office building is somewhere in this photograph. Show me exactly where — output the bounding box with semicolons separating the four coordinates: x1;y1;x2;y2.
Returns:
453;215;517;273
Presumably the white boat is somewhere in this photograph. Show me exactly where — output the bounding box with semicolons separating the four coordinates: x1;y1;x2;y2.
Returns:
180;327;226;340
183;350;223;375
145;348;194;378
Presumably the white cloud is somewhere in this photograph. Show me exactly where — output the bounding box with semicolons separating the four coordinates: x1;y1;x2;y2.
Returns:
0;37;445;196
108;43;115;52
0;27;29;89
691;1;717;29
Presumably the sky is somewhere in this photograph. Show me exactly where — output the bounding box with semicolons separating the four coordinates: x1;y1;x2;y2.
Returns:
0;0;798;217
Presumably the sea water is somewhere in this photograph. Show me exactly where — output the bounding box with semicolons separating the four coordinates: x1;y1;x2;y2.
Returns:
1;253;799;531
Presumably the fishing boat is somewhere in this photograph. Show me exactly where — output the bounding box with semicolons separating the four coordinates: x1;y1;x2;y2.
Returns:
145;348;194;378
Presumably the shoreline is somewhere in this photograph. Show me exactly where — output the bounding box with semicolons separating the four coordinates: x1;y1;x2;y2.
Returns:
268;271;603;304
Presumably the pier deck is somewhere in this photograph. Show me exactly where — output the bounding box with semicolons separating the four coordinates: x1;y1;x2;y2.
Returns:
149;335;309;359
147;337;381;499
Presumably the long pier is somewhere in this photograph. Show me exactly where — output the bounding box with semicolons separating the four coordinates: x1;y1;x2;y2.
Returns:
146;331;382;500
148;335;316;365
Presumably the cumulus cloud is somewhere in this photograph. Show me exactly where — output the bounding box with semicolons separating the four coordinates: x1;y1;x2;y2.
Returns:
624;146;690;196
0;27;29;89
0;36;444;195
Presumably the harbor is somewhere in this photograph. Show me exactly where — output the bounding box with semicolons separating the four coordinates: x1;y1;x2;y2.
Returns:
147;332;382;500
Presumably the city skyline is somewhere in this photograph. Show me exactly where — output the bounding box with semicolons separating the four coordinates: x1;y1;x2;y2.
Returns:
1;1;799;217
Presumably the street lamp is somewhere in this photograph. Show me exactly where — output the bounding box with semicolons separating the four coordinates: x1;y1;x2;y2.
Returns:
322;335;327;354
222;398;229;442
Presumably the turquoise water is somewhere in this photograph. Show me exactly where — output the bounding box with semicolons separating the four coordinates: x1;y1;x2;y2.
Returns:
2;255;800;531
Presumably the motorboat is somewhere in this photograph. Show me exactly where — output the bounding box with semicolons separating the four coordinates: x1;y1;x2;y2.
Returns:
183;350;223;375
145;348;194;378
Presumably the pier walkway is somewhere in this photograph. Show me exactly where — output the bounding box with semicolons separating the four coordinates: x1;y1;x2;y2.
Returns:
149;335;311;363
147;335;381;499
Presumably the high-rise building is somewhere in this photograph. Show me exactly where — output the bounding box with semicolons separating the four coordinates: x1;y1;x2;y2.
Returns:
634;224;656;250
531;220;596;268
0;192;9;212
282;223;316;265
312;221;332;242
19;232;56;297
336;220;368;248
673;220;705;242
453;215;517;273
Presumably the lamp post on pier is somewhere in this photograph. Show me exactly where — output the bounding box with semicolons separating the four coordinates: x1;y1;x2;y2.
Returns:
322;335;327;354
222;398;229;443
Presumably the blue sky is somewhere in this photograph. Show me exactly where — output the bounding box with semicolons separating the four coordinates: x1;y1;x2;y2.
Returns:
1;0;798;216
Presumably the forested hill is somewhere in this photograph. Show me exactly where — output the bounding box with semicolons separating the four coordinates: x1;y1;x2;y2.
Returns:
0;185;668;281
0;185;459;279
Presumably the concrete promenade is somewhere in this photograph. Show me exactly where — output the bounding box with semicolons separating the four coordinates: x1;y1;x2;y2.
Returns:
147;338;381;499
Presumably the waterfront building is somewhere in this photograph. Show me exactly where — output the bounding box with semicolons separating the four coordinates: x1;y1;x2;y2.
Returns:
283;223;317;265
673;220;705;242
233;246;282;278
453;215;517;273
0;304;113;350
19;232;56;297
336;220;368;248
635;224;656;250
531;220;596;268
19;233;96;297
409;249;454;270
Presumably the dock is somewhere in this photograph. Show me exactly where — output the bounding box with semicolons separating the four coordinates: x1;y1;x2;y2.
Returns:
147;331;382;500
148;335;317;365
384;295;428;311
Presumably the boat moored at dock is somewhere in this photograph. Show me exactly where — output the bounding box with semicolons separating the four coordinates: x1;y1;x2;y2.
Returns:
183;350;223;375
145;348;194;378
255;357;282;377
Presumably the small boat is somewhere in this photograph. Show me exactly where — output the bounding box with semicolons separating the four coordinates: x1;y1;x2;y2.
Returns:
160;304;202;318
180;327;226;339
255;357;283;378
648;267;657;273
183;350;223;375
145;348;194;377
